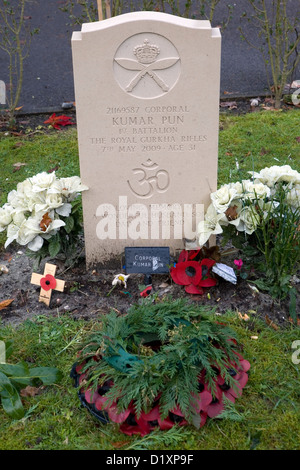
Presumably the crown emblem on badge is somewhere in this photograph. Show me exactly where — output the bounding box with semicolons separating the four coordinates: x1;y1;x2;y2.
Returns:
134;39;160;64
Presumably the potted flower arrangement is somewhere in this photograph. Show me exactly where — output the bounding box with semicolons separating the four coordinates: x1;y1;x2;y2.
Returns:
197;165;300;299
0;171;88;265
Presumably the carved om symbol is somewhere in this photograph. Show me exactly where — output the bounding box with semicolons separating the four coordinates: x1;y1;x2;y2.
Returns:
127;160;170;199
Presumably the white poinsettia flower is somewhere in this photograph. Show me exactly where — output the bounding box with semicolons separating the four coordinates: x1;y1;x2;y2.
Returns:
210;184;240;213
34;192;65;214
55;203;72;217
241;180;271;200
16;216;42;246
29;171;57;193
285;183;300;209
7;189;30;213
11;211;26;227
235;206;260;235
39;214;66;236
14;211;65;247
16;178;34;199
112;273;130;288
49;176;88;201
249;165;300;188
197;203;227;246
0;204;13;231
227;181;244;198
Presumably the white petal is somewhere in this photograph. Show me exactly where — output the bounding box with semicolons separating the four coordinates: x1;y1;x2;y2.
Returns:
55;203;72;217
27;235;44;252
50;219;66;230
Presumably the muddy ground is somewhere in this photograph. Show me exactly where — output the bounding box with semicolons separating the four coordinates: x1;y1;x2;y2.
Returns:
0;240;299;329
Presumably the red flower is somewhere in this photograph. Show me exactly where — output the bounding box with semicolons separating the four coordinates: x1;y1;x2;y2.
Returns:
170;252;216;295
178;249;201;263
198;259;217;287
171;261;202;286
40;274;56;291
44;113;74;130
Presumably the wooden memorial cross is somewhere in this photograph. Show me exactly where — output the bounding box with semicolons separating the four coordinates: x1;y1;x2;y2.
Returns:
31;263;65;306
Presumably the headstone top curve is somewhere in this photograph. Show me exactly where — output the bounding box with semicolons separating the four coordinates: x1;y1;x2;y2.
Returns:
79;12;215;35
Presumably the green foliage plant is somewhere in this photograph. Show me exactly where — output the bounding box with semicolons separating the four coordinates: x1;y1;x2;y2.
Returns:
247;183;300;299
0;338;62;420
198;164;300;301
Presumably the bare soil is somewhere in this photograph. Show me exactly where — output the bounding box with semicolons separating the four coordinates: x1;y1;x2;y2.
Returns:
0;241;299;329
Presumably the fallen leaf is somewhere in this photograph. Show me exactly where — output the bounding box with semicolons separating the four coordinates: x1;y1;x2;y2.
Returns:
238;311;250;321
14;106;23;111
295;137;300;143
13;162;27;172
265;315;279;330
220;101;237;108
159;282;169;288
13;142;25;148
44;113;74;130
20;386;41;397
112;441;130;449
260;147;270;155
48;164;60;173
251;336;258;340
0;299;14;311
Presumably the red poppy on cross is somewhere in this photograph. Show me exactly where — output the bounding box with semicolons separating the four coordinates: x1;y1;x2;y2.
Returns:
30;263;65;306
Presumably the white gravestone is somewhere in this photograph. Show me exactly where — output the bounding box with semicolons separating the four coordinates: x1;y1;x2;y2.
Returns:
72;12;221;266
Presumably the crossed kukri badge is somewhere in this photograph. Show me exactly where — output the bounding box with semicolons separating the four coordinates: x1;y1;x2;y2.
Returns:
115;39;180;93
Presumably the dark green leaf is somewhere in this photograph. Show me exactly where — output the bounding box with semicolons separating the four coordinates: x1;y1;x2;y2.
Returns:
0;371;24;419
0;362;31;386
64;215;74;234
29;367;62;385
48;235;61;258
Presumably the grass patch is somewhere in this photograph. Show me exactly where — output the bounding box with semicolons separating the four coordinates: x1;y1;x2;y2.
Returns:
0;311;299;450
0;128;79;207
218;109;300;185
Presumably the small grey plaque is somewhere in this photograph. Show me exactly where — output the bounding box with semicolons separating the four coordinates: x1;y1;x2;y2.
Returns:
125;247;170;274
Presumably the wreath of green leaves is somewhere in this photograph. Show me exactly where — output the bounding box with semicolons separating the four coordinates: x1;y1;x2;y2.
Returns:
77;299;243;424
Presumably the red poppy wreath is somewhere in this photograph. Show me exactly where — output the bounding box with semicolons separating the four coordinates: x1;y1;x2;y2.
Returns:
70;299;250;436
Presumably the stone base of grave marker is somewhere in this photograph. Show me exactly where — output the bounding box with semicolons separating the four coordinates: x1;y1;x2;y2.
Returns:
72;12;221;267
